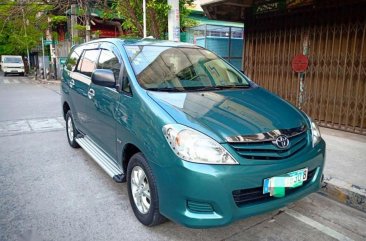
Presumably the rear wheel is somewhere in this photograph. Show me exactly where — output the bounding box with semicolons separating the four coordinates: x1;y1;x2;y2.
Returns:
65;110;80;148
127;153;166;226
3;72;7;76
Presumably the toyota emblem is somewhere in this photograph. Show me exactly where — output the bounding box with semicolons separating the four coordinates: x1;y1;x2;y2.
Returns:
273;135;290;149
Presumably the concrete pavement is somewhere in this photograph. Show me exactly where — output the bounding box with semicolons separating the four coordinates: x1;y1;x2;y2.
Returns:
320;128;366;212
2;128;365;241
0;76;61;121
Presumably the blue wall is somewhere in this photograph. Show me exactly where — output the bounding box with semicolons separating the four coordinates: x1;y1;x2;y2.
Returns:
195;36;243;70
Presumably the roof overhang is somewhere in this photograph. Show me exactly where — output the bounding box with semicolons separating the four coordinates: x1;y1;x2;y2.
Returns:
201;0;253;22
201;0;366;23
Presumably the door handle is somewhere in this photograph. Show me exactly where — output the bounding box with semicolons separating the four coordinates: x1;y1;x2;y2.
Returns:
88;88;95;99
69;79;75;88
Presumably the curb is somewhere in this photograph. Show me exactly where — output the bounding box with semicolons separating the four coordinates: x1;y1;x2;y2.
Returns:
320;176;366;212
37;79;61;85
30;76;61;84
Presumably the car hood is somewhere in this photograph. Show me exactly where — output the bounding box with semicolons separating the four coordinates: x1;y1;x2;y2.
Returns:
147;87;306;142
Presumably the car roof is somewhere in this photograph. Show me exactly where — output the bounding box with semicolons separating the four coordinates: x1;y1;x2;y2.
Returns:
83;38;200;48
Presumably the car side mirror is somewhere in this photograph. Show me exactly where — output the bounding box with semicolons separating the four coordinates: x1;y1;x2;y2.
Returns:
91;69;116;88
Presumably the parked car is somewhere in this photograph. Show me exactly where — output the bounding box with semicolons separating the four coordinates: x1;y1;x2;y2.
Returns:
61;38;325;228
1;55;25;76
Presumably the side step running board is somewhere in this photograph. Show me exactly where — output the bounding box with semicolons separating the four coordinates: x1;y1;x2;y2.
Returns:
76;136;125;183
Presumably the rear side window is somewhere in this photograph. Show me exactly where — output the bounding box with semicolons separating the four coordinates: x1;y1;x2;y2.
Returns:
77;49;100;77
97;50;120;81
66;47;83;71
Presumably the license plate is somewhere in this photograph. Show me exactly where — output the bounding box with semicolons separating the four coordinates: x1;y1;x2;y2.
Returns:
263;168;308;197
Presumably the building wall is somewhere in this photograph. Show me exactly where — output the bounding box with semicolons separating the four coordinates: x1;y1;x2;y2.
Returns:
243;2;366;134
196;36;243;69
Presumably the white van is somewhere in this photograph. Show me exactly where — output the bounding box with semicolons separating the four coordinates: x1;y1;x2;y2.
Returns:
1;55;25;76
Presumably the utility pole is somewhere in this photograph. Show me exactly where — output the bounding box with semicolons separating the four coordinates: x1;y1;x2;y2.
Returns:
143;0;146;38
22;8;30;68
85;3;91;42
41;37;46;80
46;17;57;80
167;0;180;41
71;4;78;44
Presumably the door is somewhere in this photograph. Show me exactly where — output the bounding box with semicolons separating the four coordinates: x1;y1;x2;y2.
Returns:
64;46;83;128
86;43;122;160
68;45;100;134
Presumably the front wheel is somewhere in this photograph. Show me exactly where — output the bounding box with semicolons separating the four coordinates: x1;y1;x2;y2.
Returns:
127;153;166;226
65;110;80;148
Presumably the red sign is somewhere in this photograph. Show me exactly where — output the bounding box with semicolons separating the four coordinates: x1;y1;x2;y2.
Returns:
292;54;309;73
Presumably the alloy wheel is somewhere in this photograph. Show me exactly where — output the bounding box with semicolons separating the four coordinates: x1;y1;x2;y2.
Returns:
67;116;74;142
130;166;151;214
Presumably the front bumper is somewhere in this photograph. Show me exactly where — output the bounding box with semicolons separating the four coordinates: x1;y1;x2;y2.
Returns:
152;140;325;228
4;68;24;73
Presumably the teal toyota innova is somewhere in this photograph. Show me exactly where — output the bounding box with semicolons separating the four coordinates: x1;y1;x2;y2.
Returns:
61;38;325;228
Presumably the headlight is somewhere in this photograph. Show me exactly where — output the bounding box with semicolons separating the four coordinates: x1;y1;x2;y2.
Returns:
162;124;238;165
310;119;321;147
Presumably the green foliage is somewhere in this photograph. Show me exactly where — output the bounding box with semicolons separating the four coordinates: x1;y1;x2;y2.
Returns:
74;24;86;31
0;0;198;54
50;16;68;25
0;1;50;55
52;31;59;40
72;36;83;45
180;1;197;29
113;0;197;39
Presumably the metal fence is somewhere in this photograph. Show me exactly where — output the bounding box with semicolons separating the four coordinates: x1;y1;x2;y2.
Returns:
244;7;366;134
186;25;244;70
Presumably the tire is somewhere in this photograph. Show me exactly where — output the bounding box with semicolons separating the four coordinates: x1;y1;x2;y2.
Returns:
4;72;7;77
65;110;80;148
127;153;166;226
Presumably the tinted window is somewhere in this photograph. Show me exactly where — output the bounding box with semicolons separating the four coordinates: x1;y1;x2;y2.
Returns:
97;50;120;81
77;49;100;77
124;46;250;91
66;47;83;71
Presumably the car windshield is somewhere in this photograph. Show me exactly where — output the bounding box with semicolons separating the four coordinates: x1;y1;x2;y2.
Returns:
4;57;22;63
124;45;250;92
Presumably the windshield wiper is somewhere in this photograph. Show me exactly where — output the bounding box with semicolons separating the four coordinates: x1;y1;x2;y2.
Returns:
186;86;225;91
219;85;251;89
186;85;251;91
145;87;185;92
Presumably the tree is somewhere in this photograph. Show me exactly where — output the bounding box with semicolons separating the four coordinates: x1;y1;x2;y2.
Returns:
114;0;196;39
45;0;124;43
0;1;113;53
0;1;51;55
0;0;197;55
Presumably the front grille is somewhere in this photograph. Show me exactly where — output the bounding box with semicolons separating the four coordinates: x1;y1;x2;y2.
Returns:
232;168;317;207
187;200;214;213
230;131;308;160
